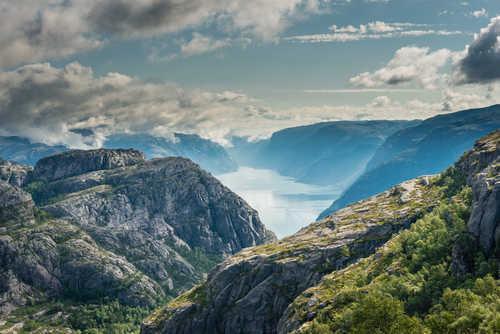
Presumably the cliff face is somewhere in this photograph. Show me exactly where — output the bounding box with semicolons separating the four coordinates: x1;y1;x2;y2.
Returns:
0;149;274;316
0;158;33;187
142;175;440;334
32;149;146;182
145;130;500;334
456;130;500;256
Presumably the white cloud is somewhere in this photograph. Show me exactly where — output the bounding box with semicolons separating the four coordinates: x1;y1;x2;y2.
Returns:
0;0;332;69
350;47;453;89
472;8;488;18
180;33;231;56
287;21;462;43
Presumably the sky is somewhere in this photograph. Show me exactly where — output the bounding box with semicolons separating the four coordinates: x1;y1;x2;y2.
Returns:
1;0;500;147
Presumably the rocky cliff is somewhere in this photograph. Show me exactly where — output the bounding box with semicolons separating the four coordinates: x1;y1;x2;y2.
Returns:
144;130;500;334
0;149;274;322
142;175;440;334
0;158;33;187
456;130;500;256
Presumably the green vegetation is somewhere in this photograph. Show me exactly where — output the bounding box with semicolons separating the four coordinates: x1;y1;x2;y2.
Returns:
1;299;152;334
293;167;500;334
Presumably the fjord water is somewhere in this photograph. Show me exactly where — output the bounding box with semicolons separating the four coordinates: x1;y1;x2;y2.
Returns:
217;167;341;238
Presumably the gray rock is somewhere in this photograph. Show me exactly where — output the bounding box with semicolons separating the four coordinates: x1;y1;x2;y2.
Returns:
0;159;33;187
32;148;146;182
456;130;500;256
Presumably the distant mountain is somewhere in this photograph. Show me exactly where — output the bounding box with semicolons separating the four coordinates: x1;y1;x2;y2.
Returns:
0;133;237;175
0;136;67;166
104;133;237;174
232;120;420;186
0;149;274;326
319;104;500;219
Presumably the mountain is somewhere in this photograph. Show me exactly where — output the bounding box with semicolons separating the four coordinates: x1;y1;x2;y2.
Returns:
0;149;274;332
0;136;67;166
230;120;420;186
142;130;500;334
103;133;237;174
319;105;500;219
0;133;237;175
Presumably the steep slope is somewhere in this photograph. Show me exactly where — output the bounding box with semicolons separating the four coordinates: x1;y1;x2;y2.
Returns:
233;120;419;186
0;158;33;187
144;130;500;334
0;181;163;315
0;149;274;332
104;133;237;174
320;105;500;218
0;136;67;166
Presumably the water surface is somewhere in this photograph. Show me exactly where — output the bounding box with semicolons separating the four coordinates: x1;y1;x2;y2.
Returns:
216;167;341;238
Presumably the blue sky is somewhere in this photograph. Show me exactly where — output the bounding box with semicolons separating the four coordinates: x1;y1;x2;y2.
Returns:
1;0;500;146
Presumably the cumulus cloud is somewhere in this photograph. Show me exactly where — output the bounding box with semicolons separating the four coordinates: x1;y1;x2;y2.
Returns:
0;1;102;69
1;61;482;148
472;8;488;18
454;16;500;84
0;0;330;68
350;47;453;89
0;62;257;147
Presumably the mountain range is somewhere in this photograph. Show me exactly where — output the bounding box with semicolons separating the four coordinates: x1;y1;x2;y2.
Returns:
229;120;419;186
319;104;500;218
0;133;237;175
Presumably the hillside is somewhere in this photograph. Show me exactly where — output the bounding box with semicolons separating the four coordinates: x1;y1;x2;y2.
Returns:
143;129;500;334
320;105;500;218
0;149;274;333
229;120;419;185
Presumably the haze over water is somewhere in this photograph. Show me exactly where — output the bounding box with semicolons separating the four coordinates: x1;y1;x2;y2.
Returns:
217;167;341;238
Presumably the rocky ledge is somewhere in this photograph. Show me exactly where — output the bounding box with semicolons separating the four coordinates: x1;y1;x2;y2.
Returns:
32;148;146;182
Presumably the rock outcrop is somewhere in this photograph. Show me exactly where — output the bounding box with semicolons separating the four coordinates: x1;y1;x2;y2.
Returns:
0;158;33;187
32;149;146;182
0;149;274;315
456;130;500;256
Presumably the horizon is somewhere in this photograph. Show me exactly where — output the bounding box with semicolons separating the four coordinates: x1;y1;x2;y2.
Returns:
1;0;499;148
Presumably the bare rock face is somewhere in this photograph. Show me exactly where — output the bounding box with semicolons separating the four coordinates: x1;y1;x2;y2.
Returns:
0;181;35;231
0;159;33;187
456;130;500;256
0;149;274;314
39;157;275;296
142;176;439;334
0;180;164;313
32;149;146;182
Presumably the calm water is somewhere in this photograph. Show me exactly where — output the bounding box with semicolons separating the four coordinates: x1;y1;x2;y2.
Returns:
216;167;341;238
